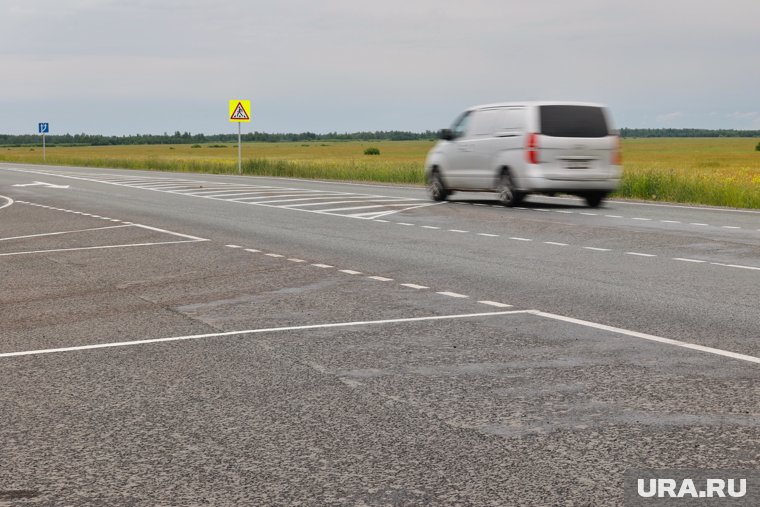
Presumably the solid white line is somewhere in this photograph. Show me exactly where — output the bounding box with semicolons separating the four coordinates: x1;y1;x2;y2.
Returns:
339;269;362;275
478;300;513;308
625;252;656;257
436;291;469;298
533;311;760;364
368;276;393;281
477;233;499;237
131;224;208;241
287;258;306;263
0;239;205;257
0;224;133;242
311;263;333;268
544;241;568;246
400;283;429;289
0;310;534;359
672;258;706;263
583;247;611;252
244;248;261;253
510;237;532;242
710;262;760;271
265;253;284;258
0;195;14;210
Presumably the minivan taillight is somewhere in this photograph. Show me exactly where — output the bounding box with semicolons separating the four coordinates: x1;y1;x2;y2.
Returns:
526;133;539;164
612;135;622;165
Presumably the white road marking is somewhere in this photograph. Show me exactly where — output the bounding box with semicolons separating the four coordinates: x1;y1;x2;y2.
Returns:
339;269;362;275
661;220;681;223
478;301;513;308
555;210;573;214
710;262;760;271
0;310;533;359
477;233;499;237
690;223;708;226
0;225;132;242
244;248;260;252
131;224;208;241
0;195;14;210
421;226;440;229
400;283;429;289
510;237;532;242
534;311;760;365
544;241;568;246
396;222;414;226
265;253;284;258
632;217;652;221
287;258;306;263
225;244;242;248
311;263;334;268
673;258;706;263
605;215;622;218
448;229;468;233
0;239;205;257
374;219;389;223
436;291;469;298
722;226;741;229
579;212;597;216
625;252;656;257
583;247;611;252
368;276;393;281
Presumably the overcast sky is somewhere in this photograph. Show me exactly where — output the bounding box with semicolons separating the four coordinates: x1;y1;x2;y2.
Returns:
2;0;759;135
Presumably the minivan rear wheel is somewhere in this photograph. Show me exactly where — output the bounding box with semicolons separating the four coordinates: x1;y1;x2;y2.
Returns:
428;172;449;201
584;191;607;208
497;172;524;207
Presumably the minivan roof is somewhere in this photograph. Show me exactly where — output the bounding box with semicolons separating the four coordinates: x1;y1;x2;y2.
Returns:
467;101;606;111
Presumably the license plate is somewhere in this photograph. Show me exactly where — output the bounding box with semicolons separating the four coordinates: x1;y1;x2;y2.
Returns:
564;160;590;169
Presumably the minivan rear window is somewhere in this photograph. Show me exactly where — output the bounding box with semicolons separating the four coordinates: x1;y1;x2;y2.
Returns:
539;106;609;138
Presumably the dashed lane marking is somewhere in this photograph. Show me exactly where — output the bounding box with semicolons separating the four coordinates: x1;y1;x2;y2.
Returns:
400;283;429;289
368;276;393;281
437;291;469;298
478;301;513;308
626;252;657;257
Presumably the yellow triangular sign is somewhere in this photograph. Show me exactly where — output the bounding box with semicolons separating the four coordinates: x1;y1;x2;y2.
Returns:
229;100;251;122
231;102;249;120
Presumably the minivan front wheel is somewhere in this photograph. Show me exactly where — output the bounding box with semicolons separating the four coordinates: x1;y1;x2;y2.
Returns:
497;172;523;207
428;172;449;202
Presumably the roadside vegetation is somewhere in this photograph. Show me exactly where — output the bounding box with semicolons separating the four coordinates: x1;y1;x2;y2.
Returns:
1;138;759;208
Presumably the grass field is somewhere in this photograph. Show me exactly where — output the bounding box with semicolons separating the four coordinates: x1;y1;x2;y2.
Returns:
2;138;759;208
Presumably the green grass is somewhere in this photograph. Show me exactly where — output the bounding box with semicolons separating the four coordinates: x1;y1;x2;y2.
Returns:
1;138;759;208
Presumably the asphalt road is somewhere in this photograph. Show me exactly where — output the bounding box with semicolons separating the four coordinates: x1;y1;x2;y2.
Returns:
1;162;758;506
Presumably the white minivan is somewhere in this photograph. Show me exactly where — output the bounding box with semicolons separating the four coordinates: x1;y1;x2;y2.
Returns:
425;101;622;207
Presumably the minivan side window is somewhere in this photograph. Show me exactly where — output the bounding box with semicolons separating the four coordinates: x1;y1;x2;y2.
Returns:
451;111;471;139
500;108;525;131
469;109;504;137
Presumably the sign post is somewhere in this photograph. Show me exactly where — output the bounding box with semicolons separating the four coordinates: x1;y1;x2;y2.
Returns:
38;123;49;161
228;100;251;175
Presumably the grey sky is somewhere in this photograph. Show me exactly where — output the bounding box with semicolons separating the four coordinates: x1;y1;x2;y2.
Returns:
2;0;759;135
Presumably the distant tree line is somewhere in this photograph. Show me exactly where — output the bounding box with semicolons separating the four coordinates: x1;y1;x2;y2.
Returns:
2;129;759;147
620;128;760;138
0;130;438;147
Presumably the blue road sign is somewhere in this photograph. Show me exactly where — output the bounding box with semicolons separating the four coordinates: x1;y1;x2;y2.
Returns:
38;123;49;134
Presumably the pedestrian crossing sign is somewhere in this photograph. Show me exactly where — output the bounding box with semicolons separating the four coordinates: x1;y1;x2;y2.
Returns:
229;100;251;122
